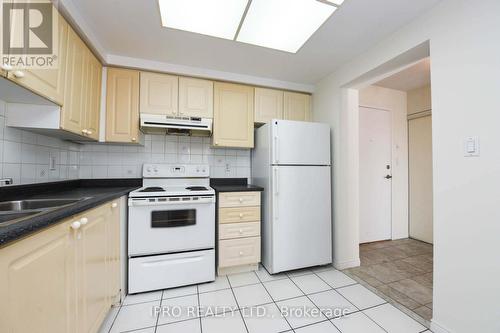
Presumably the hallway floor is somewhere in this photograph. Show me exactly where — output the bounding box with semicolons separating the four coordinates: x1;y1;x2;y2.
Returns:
344;238;433;322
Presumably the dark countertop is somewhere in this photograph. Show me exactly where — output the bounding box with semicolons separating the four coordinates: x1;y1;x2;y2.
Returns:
210;178;264;193
0;179;141;247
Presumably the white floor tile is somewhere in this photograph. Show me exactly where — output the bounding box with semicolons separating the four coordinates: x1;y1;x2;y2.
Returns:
316;270;356;288
199;289;238;316
336;284;386;310
363;303;427;333
277;296;327;329
156;318;201;333
308;290;358;319
233;283;273;308
264;278;304;301
312;265;337;273
294;320;341;333
163;285;197;299
331;312;385;333
157;294;199;325
287;268;314;277
242;302;291;333
110;301;159;333
125;328;156;333
198;276;230;293
228;271;260;287
201;311;247;333
291;274;331;295
255;265;288;282
123;291;162;305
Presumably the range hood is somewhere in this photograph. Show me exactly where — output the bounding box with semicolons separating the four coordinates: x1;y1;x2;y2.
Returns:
140;113;212;136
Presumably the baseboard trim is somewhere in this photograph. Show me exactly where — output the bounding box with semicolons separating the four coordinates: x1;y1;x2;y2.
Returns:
333;258;360;270
430;319;452;333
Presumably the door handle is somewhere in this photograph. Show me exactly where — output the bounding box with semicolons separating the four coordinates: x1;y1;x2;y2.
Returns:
385;175;392;179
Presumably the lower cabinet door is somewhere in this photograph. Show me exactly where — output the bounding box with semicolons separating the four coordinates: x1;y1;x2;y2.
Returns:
219;237;260;268
0;220;77;333
78;206;110;333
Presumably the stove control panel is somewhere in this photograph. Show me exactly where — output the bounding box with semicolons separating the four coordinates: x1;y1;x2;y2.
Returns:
143;164;209;178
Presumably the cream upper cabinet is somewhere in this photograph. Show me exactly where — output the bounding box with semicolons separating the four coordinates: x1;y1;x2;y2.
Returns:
61;26;86;135
179;77;213;118
83;52;102;141
140;72;179;116
7;11;68;106
0;219;77;333
213;82;254;148
106;68;140;143
254;87;283;124
284;92;312;121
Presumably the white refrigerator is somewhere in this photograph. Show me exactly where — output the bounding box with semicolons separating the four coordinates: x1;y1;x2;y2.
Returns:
252;120;332;274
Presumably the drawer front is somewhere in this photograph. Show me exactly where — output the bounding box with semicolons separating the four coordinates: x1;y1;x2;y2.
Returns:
219;222;260;240
219;237;260;268
219;192;260;207
219;206;260;224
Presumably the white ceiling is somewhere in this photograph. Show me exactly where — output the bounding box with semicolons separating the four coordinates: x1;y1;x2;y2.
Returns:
375;58;431;91
65;0;441;86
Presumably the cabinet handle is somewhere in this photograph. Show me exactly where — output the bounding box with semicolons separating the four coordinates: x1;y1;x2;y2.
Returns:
70;221;81;230
0;64;13;71
86;130;93;135
111;202;118;208
82;129;88;135
13;70;25;78
80;217;88;225
239;251;244;256
131;137;137;142
239;213;244;218
239;198;243;203
239;229;243;234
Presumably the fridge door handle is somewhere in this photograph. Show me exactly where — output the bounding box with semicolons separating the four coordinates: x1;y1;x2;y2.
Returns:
274;168;279;220
274;135;279;163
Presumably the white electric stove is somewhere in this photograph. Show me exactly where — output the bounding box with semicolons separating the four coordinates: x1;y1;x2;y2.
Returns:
128;164;215;294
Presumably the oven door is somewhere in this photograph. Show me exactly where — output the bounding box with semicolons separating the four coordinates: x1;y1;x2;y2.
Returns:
128;196;215;256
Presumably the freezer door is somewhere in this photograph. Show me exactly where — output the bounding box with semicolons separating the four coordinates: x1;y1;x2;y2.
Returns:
272;120;331;165
269;165;332;273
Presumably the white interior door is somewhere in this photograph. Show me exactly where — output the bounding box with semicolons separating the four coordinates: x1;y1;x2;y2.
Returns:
359;107;392;243
408;115;433;243
271;165;332;273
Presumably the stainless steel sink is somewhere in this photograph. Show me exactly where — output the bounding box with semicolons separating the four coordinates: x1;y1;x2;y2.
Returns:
0;198;84;212
0;197;91;227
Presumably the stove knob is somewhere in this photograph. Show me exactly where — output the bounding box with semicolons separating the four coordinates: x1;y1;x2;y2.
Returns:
146;167;151;172
154;167;158;173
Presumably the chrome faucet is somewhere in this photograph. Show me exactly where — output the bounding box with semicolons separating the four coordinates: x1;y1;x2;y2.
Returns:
0;178;13;186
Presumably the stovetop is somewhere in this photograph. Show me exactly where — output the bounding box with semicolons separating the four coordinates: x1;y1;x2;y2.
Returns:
130;185;215;198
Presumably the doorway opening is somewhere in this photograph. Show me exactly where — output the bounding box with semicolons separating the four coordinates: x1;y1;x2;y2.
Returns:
349;57;434;324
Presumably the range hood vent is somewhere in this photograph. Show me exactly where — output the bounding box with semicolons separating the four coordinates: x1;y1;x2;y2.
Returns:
140;113;212;136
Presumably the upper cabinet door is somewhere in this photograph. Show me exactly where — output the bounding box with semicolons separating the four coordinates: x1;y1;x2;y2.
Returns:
61;26;86;135
255;88;283;124
84;53;102;140
213;82;254;148
140;72;178;116
179;77;213;118
283;92;311;122
7;11;68;106
106;68;140;143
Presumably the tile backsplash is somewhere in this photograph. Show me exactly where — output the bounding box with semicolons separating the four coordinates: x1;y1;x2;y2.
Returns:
78;136;251;179
0;99;251;185
0;100;80;185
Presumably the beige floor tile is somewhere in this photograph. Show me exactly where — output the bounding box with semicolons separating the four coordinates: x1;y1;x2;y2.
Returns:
374;284;421;310
413;305;433;321
388;279;432;305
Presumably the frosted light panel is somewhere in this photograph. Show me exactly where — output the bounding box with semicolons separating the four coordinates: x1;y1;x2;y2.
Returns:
158;0;248;40
237;0;336;53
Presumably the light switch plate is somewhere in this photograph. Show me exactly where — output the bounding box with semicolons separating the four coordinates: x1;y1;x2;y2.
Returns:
464;136;480;157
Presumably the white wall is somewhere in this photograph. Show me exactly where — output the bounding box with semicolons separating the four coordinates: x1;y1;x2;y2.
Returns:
313;0;500;332
359;86;408;240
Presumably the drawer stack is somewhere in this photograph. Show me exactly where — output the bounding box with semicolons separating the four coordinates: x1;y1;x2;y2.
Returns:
217;191;261;275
